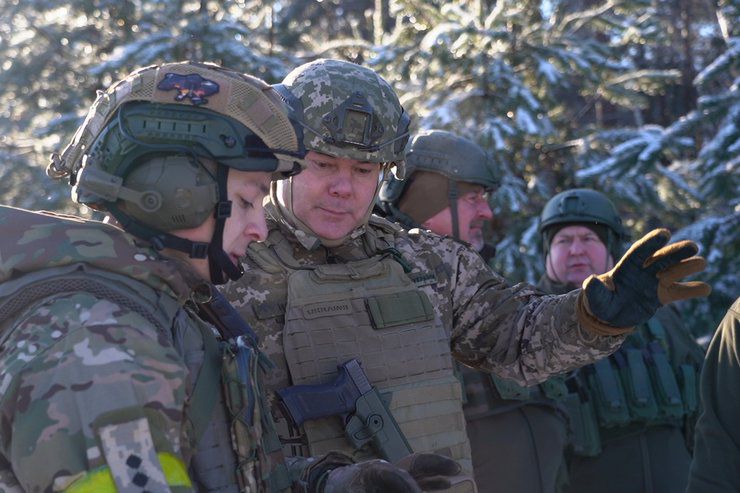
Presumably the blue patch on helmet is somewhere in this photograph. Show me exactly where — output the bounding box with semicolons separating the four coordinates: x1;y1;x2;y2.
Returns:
157;73;220;106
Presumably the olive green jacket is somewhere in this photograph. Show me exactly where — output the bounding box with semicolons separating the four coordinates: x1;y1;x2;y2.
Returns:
687;297;740;492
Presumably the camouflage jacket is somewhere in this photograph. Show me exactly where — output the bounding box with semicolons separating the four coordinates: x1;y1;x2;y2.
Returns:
222;212;624;401
0;206;240;492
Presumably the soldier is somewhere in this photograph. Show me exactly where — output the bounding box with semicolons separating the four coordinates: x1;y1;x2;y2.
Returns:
534;189;706;493
376;129;498;257
687;296;740;492
0;61;439;493
378;130;568;493
220;58;710;490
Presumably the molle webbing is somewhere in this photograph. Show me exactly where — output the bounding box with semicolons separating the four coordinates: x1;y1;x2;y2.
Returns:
280;255;473;473
460;366;568;422
567;317;700;456
0;263;176;333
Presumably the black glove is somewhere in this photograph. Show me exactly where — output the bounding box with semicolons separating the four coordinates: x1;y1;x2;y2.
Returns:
395;453;462;490
323;459;422;493
312;452;462;493
578;228;711;335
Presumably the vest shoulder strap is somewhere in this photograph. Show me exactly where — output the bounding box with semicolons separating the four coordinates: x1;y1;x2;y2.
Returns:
247;228;302;274
367;215;403;249
0;263;179;333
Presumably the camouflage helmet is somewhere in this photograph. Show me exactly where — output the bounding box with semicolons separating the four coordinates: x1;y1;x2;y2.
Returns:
275;59;410;170
539;188;628;259
48;61;306;284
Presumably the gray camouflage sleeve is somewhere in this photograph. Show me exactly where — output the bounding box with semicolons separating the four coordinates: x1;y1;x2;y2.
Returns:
0;293;194;492
446;243;623;385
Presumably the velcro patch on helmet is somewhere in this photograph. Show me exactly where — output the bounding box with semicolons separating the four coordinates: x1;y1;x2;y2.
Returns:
156;73;220;106
50;61;304;182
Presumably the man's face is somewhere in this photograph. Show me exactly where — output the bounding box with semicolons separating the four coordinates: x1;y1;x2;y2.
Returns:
173;169;271;281
545;225;614;286
422;186;493;251
291;151;381;240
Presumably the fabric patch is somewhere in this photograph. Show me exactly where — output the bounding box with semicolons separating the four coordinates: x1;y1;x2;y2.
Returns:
302;301;353;319
408;270;437;288
156;73;219;106
98;418;171;492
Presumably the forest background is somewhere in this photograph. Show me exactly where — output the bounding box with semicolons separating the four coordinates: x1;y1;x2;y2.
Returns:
0;0;737;336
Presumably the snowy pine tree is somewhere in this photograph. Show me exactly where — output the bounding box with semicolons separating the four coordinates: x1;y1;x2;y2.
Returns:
0;0;293;212
371;0;682;283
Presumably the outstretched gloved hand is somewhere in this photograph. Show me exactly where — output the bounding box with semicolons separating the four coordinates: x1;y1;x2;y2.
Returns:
316;452;462;492
577;228;711;336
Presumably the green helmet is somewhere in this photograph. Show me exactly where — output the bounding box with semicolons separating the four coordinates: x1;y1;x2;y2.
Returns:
539;188;628;259
48;61;306;284
378;130;500;236
275;59;410;171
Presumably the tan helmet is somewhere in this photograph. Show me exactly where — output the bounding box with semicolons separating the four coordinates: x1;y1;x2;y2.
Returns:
48;61;307;283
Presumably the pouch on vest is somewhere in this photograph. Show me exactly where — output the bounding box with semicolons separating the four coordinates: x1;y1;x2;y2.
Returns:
222;336;292;492
541;377;569;400
562;392;602;457
490;376;531;401
615;348;658;422
646;341;685;421
586;358;630;427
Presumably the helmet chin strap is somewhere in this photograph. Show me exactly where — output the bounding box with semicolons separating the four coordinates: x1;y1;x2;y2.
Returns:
208;164;243;285
448;179;461;241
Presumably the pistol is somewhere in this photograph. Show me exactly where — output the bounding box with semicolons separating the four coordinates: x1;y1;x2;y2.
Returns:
277;359;413;462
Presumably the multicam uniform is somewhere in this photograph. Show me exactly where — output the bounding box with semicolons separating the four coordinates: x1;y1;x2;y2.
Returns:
0;207;288;492
221;208;624;479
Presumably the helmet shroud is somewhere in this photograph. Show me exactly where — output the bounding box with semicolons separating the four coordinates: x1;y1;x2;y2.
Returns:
48;61;306;284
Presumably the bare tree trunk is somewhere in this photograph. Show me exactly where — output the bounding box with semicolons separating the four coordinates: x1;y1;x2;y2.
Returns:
269;3;275;56
679;0;698;113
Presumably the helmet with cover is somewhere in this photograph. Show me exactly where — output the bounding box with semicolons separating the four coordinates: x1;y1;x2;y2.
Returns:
378;129;500;239
48;61;306;284
275;58;410;173
270;59;411;248
538;188;628;261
